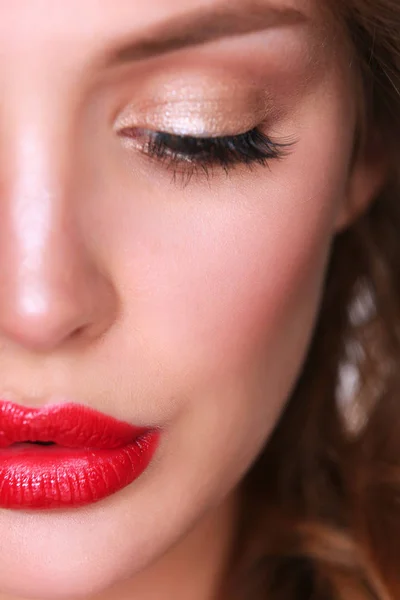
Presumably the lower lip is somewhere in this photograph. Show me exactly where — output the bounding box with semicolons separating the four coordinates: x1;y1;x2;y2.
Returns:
0;431;159;510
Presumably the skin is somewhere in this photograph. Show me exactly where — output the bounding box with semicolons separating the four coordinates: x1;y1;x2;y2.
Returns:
0;1;385;599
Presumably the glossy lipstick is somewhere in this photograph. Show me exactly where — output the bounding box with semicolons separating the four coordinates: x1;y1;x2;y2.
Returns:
0;401;159;510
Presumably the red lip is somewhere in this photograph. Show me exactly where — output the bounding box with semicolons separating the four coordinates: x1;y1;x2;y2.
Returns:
0;401;159;510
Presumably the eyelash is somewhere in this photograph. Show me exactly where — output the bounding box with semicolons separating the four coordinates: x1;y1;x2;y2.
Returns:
119;126;292;184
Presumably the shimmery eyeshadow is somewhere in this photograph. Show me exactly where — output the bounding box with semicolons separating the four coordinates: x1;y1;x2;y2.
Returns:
114;80;272;137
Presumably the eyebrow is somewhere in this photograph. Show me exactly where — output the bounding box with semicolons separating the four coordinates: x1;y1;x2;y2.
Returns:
109;1;309;64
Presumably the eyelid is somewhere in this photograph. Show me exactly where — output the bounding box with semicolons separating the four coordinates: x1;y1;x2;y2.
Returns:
113;75;277;137
114;95;273;138
116;101;221;136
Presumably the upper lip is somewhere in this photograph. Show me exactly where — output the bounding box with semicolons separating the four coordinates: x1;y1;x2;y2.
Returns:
0;401;149;449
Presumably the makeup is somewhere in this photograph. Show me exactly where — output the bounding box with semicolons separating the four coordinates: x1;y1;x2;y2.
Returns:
0;401;159;510
114;73;273;137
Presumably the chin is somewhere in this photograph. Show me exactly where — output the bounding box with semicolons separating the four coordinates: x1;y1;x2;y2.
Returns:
0;497;159;600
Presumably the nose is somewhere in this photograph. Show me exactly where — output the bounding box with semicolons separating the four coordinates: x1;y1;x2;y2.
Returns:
0;116;117;353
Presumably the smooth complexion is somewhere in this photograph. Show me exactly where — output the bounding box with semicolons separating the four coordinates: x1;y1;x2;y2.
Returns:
0;1;384;599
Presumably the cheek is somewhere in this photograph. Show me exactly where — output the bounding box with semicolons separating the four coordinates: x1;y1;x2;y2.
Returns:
143;205;326;378
112;161;347;393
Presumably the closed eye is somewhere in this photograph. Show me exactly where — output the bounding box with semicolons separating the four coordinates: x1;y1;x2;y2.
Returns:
118;126;294;184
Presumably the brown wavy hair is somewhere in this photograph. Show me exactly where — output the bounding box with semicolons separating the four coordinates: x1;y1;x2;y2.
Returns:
222;2;400;598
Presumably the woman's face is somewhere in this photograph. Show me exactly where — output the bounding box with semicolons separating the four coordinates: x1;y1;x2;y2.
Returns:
0;1;379;598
